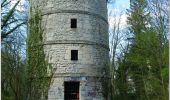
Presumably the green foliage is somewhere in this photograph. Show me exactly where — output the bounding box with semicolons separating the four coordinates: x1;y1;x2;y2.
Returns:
100;63;110;99
26;7;51;100
127;0;149;35
1;1;27;99
1;44;27;100
111;0;169;100
161;67;168;78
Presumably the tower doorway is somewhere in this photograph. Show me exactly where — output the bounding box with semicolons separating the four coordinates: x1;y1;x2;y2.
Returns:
64;81;80;100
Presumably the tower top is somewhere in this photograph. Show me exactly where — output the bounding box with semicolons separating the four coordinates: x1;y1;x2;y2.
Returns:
30;0;108;21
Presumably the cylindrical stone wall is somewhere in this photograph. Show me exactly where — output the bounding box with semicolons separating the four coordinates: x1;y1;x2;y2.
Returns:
31;0;109;100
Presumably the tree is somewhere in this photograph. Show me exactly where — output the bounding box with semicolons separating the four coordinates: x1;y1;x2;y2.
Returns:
121;0;169;99
109;12;121;99
108;0;131;99
147;0;169;98
1;0;28;99
26;6;53;100
2;43;27;100
1;0;27;40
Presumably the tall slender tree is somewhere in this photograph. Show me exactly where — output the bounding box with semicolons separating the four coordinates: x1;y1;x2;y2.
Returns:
122;0;169;99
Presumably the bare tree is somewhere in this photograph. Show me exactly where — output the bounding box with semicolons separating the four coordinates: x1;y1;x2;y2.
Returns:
1;0;27;41
1;0;28;99
108;8;129;98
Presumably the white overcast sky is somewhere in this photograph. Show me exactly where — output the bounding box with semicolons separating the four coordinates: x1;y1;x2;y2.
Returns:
108;0;130;28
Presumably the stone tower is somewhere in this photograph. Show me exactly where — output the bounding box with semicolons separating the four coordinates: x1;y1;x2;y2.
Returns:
31;0;109;99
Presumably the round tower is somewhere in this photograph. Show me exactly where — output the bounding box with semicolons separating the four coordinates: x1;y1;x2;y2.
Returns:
31;0;109;99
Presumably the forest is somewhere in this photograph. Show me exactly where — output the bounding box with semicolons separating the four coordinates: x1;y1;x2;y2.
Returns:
1;0;169;100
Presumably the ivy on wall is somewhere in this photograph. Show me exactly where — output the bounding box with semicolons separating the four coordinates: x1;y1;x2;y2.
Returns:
100;63;110;100
26;6;51;100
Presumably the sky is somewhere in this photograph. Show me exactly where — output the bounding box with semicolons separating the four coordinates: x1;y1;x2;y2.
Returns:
108;0;130;28
107;0;130;59
11;0;26;11
108;0;130;12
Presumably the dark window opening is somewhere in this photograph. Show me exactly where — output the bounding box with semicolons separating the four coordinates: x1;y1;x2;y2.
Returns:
64;82;80;100
71;19;77;28
71;50;78;60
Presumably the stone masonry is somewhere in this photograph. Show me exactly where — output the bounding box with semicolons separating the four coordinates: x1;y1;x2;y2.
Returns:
31;0;109;100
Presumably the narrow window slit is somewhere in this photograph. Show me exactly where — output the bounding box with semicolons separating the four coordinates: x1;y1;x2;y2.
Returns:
71;50;78;60
71;19;77;28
